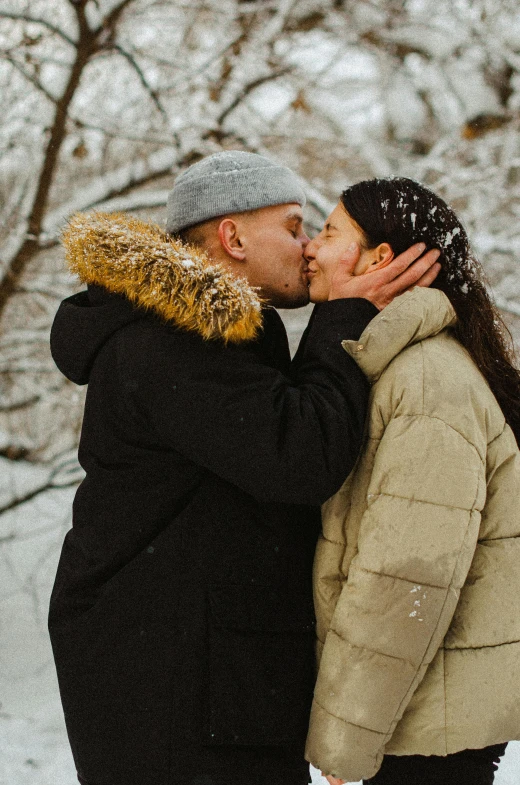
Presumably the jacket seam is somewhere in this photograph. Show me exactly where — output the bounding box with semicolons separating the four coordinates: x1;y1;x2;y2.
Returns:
421;341;425;415
442;646;448;754
326;627;416;668
477;534;520;542
472;451;483;510
486;419;509;448
382;413;484;464
321;534;346;546
444;638;520;651
351;564;448;590
371;491;476;513
313;697;386;736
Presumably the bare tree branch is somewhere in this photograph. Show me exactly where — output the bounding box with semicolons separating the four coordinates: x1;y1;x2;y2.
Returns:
0;396;40;413
78;188;171;214
112;44;172;129
0;7;96;319
0;521;66;545
70;116;173;143
0;476;79;516
217;68;292;126
1;53;58;104
0;365;56;373
0;12;76;47
94;0;138;36
42;147;179;236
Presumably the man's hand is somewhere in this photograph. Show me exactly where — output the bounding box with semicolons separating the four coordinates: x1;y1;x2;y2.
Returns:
328;242;441;310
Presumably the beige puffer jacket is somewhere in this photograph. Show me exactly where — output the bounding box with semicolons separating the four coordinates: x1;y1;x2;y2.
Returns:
305;288;520;783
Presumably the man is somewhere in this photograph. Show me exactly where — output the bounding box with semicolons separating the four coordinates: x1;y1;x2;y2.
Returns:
49;151;439;785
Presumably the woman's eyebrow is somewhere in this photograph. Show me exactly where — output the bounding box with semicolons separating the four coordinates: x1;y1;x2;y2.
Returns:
325;222;338;232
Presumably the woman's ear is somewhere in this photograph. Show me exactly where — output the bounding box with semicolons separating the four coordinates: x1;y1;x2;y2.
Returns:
218;218;246;261
369;242;394;270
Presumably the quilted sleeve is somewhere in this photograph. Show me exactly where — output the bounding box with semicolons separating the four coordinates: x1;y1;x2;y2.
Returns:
305;412;486;783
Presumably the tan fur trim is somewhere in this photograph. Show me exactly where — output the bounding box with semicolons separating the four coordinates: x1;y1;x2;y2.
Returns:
61;212;263;344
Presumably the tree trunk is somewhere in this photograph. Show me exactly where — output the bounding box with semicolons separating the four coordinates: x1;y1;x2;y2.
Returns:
0;17;94;321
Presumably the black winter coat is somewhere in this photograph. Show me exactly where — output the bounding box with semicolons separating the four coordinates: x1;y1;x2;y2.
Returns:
48;213;377;785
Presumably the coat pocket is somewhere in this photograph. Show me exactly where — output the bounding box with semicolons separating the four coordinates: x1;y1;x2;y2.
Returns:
206;583;316;747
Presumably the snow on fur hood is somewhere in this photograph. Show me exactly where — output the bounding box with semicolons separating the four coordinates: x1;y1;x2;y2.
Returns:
61;212;263;344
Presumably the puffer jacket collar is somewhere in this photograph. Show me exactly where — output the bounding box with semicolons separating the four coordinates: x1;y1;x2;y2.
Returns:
342;288;456;382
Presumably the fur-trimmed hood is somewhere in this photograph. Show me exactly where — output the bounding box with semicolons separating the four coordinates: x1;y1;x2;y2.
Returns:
61;212;263;344
51;212;263;384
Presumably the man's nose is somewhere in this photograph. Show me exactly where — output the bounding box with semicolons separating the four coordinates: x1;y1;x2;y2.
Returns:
304;236;316;260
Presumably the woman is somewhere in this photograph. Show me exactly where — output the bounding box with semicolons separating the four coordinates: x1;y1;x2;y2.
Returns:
303;178;520;785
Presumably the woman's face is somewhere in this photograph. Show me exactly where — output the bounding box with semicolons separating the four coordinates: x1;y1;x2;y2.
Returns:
305;203;388;303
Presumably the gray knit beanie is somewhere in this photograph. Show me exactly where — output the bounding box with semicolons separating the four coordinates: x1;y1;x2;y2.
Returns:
166;150;306;234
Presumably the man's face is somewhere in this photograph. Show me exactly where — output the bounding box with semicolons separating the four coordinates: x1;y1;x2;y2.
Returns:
238;203;311;309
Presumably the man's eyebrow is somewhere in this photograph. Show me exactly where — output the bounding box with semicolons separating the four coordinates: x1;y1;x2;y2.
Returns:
285;212;303;224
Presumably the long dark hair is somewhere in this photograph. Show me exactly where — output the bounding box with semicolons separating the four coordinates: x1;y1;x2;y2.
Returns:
341;177;520;445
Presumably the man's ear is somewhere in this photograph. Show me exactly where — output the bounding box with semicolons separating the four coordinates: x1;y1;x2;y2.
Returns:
369;242;394;270
218;218;246;261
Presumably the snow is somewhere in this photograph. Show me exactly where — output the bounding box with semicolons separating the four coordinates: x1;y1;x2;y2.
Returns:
42;149;178;237
385;73;428;140
0;713;76;785
249;82;296;122
0;457;50;509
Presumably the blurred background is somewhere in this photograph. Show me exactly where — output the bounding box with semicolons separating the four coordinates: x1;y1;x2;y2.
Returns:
0;1;519;782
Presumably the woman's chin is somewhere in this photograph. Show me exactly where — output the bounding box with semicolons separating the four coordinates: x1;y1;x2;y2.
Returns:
308;283;329;304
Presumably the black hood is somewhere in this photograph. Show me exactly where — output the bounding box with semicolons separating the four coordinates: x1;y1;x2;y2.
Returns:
50;285;145;385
